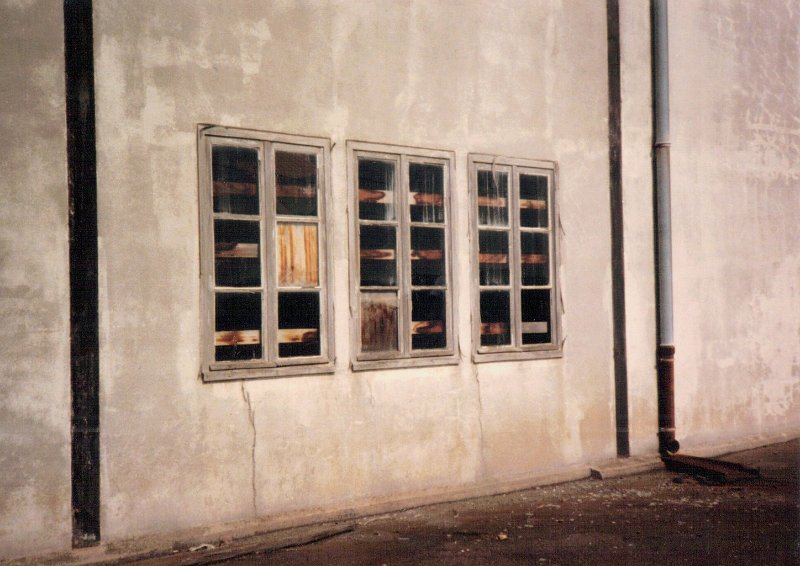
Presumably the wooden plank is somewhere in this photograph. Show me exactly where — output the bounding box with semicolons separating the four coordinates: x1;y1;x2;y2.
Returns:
213;180;257;196
520;198;547;210
277;328;319;343
410;192;443;206
477;196;507;207
410;249;443;261
278;224;319;286
521;321;548;334
479;253;508;264
361;296;398;352
411;320;444;334
480;322;508;335
215;330;260;346
215;242;258;258
358;189;393;204
360;249;395;260
520;253;548;264
276;184;316;200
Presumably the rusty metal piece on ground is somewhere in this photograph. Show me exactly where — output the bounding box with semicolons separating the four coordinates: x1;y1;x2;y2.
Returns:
662;454;760;484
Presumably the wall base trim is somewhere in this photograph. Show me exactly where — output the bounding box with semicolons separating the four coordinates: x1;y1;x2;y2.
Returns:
14;465;590;564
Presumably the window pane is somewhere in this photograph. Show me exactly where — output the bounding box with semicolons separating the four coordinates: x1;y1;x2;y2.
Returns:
411;227;445;286
277;223;318;287
275;151;317;216
479;291;511;346
521;289;552;344
214;220;260;287
360;225;397;286
360;292;399;352
478;230;509;286
411;290;446;350
409;163;444;223
213;146;259;215
277;292;321;357
358;159;395;221
477;170;508;227
519;174;548;228
521;232;549;286
215;292;262;361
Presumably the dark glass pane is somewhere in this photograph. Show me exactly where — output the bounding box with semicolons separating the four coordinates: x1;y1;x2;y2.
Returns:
519;174;549;228
411;227;445;286
477;170;508;226
214;219;260;287
521;232;549;286
360;225;396;286
409;163;444;223
479;230;509;286
277;223;318;287
212;146;259;215
411;290;446;350
360;292;398;352
215;292;262;361
278;292;321;357
275;151;317;216
358;159;395;221
521;289;552;345
479;291;511;346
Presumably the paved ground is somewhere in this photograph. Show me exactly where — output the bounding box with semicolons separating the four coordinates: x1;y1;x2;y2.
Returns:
139;440;799;565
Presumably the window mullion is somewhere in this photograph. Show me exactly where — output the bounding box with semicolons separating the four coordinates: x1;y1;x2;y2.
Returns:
510;166;522;349
262;141;277;364
399;154;411;356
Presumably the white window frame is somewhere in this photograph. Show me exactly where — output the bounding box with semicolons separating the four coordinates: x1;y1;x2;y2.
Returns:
348;141;458;371
469;154;562;362
198;125;334;381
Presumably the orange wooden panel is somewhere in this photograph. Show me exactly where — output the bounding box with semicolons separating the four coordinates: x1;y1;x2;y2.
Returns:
215;242;258;258
479;253;508;264
480;322;508;335
278;224;319;286
411;320;444;334
277;328;319;343
520;198;547;210
358;189;393;204
360;249;396;260
520;253;548;264
214;330;260;346
410;192;443;206
213;180;257;197
410;249;443;261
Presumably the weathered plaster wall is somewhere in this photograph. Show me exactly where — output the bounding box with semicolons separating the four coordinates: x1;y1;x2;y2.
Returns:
669;0;800;447
0;0;71;559
618;0;658;455
92;0;615;542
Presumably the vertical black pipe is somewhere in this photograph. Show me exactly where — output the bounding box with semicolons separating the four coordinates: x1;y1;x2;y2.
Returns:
64;0;100;546
607;0;630;457
651;0;679;456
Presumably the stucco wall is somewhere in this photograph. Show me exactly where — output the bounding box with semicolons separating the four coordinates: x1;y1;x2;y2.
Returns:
618;0;659;455
92;0;615;542
669;0;800;447
0;0;71;559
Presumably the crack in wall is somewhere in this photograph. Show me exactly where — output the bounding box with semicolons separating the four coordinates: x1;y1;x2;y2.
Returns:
472;363;487;479
240;381;257;516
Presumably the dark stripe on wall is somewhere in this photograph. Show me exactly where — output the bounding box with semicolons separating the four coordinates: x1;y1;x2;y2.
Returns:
64;0;100;546
606;0;631;457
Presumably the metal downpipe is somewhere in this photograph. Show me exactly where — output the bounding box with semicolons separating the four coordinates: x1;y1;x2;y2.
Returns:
652;0;679;456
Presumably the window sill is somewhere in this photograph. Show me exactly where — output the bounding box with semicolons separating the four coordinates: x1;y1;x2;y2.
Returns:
203;362;335;382
471;348;563;364
351;354;459;372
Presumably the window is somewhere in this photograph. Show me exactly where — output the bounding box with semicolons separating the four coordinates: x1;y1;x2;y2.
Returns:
469;154;561;361
198;126;333;380
348;142;457;370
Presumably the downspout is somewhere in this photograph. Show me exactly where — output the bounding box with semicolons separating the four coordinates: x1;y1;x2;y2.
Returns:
652;0;680;455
